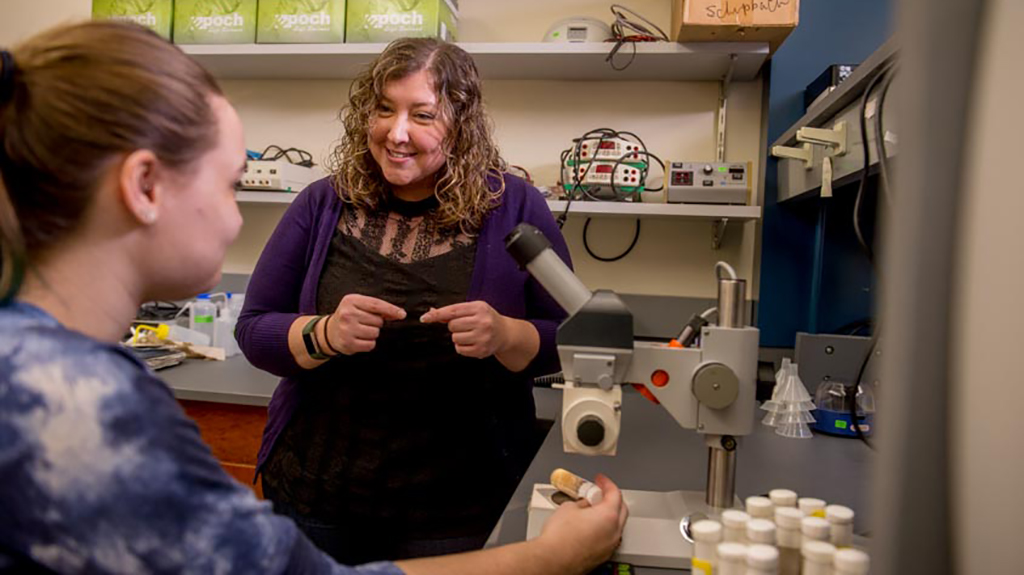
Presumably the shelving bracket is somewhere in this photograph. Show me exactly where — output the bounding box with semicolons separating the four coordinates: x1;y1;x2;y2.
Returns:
711;218;730;250
797;121;848;156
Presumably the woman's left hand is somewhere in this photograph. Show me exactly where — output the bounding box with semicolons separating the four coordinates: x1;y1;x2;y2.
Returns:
420;301;511;359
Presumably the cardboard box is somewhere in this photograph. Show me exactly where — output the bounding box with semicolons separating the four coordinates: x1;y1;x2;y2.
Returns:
671;0;799;53
346;0;457;44
257;0;346;44
92;0;174;40
174;0;257;44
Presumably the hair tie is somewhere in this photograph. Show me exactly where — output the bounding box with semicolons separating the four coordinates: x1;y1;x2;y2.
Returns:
0;50;16;103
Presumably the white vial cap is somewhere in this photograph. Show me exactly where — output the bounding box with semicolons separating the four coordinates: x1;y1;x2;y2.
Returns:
834;548;870;574
721;509;751;529
746;518;776;544
775;506;804;529
801;516;831;540
717;542;747;561
746;495;774;518
826;504;855;524
802;540;837;563
691;520;723;543
579;483;604;506
746;544;780;568
769;488;798;507
798;497;827;515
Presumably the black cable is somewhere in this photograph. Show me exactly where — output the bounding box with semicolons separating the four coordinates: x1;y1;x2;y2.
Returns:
849;334;878;449
558;128;620;226
137;301;183;321
260;145;315;167
848;62;896;451
605;4;669;72
583;218;641;262
609;4;669;40
874;66;898;207
607;40;638;72
852;60;896;266
610;149;666;198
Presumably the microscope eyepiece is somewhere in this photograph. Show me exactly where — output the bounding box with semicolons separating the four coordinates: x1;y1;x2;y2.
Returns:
505;223;551;270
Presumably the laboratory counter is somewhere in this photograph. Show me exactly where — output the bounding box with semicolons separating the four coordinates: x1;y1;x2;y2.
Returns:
162;357;873;574
488;387;873;573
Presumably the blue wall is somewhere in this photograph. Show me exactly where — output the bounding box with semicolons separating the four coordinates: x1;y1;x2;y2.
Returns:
758;0;893;347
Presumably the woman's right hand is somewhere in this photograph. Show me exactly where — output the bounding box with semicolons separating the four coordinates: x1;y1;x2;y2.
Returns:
537;474;629;574
325;294;406;355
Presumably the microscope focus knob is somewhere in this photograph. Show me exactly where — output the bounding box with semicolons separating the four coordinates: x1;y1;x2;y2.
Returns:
577;419;606;447
692;362;740;409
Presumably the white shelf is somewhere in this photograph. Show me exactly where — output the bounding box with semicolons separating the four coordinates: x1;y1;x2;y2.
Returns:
237;190;298;203
182;42;768;81
236;192;760;221
546;200;760;221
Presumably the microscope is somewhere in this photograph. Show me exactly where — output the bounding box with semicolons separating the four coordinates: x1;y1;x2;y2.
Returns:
505;224;759;569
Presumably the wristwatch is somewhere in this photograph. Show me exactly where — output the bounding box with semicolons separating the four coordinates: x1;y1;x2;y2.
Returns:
302;315;330;360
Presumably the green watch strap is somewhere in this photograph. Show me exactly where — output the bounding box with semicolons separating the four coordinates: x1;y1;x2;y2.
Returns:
302;315;330;360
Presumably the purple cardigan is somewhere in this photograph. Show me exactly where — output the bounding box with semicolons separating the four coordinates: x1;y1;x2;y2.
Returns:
236;174;572;470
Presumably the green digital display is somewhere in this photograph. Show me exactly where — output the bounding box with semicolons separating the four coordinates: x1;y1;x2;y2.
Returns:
835;420;848;429
718;166;727;172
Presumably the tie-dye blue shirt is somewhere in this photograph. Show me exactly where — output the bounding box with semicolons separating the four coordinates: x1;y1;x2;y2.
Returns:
0;301;405;575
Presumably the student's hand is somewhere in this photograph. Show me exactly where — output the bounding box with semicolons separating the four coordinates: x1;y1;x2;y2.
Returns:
536;474;629;574
326;294;406;354
420;301;511;359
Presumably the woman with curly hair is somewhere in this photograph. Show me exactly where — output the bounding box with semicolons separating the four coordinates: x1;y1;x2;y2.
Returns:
235;38;574;564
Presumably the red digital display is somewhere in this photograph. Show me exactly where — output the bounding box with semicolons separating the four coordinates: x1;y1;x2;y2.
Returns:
598;142;616;149
595;165;613;173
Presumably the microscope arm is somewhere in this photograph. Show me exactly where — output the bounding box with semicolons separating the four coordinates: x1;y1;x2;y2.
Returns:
506;223;758;472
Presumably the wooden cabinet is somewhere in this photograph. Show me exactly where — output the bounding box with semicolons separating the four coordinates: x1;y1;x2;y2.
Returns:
179;400;268;499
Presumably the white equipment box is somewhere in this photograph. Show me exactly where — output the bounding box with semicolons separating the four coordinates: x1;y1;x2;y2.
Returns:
666;161;751;205
576;137;646;162
241;161;324;193
571;161;645;188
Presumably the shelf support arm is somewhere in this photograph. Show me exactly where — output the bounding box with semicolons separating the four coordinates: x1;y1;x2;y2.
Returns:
711;218;729;250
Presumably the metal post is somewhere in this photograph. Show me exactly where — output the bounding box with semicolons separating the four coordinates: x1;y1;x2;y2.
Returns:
718;278;747;328
706;438;738;508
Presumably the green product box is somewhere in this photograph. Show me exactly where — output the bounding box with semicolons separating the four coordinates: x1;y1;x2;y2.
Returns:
173;0;257;44
258;0;346;44
92;0;174;40
346;0;457;44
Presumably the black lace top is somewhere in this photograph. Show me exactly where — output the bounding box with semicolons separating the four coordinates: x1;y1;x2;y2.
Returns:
261;194;531;560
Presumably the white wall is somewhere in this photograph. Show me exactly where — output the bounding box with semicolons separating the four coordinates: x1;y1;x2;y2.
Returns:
1;0;765;300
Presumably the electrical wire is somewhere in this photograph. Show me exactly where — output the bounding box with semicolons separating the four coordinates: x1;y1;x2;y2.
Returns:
558;128;620;227
259;145;315;167
715;261;738;280
137;301;183;321
874;66;898;207
605;4;669;72
583;218;641;262
509;164;534;185
609;149;666;198
676;306;718;344
848;61;896;451
609;4;669;40
559;128;658;261
849;334;878;449
852;60;896;266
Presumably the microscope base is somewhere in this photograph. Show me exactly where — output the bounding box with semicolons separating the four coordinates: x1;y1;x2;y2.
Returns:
525;484;741;569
